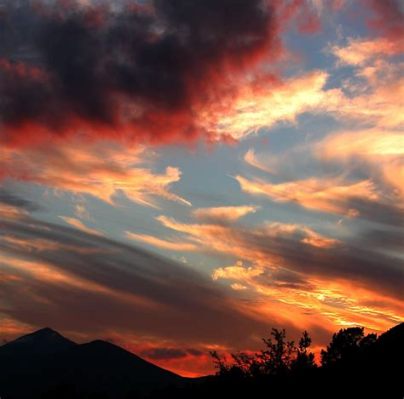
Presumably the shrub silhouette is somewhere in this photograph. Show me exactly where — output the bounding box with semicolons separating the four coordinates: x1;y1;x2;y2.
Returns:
211;328;316;379
320;327;377;367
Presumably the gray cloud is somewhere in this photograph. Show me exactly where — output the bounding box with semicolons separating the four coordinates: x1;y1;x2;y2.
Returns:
140;347;204;361
0;188;40;211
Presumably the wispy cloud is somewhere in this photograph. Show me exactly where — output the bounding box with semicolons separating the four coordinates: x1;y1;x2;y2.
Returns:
0;210;275;349
125;231;197;252
235;175;377;217
1;140;190;208
59;216;105;237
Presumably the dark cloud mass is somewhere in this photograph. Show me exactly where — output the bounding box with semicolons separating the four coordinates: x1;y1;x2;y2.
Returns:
0;0;282;145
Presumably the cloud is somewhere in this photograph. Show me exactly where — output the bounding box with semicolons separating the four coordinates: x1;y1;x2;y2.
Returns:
193;205;258;223
267;223;339;248
211;258;404;335
0;210;281;350
0;189;41;221
1;1;401;149
125;231;197;252
60;216;104;236
330;37;404;66
244;149;274;174
1;140;190;207
235;174;378;217
197;35;403;140
200;70;331;139
212;261;264;282
364;0;404;39
318;129;404;201
236;38;403;225
140;347;203;361
135;344;211;377
156;214;404;301
0;0;295;146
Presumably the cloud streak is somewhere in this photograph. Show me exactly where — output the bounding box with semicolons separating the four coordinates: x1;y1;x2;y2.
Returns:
1;140;190;207
155;214;404;300
0;210;276;348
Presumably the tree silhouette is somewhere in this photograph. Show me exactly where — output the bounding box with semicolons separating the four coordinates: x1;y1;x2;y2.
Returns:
212;328;316;379
320;327;377;367
291;330;316;372
260;328;295;376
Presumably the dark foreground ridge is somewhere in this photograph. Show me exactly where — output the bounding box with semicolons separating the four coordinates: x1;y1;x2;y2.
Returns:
0;323;403;399
0;327;185;399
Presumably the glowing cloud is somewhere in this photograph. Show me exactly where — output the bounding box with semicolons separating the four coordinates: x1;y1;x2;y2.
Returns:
330;37;404;66
1;140;190;208
200;71;330;139
212;261;264;282
244;149;274;174
59;216;104;237
125;232;197;252
235;175;378;216
318;129;404;200
193;205;258;223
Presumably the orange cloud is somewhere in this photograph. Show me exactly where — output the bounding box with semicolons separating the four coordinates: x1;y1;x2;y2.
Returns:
266;223;339;248
198;36;403;140
59;216;104;237
244;149;274;174
235;175;377;216
125;232;197;252
318;129;404;200
0;203;28;220
212;261;264;282
193;205;258;223
156;215;340;267
199;71;331;139
330;37;404;66
1;140;190;208
211;260;404;336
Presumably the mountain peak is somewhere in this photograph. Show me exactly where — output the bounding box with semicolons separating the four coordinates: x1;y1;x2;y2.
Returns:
29;327;59;337
1;327;77;355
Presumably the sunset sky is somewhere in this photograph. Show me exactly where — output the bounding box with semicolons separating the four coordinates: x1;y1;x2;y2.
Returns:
0;0;403;377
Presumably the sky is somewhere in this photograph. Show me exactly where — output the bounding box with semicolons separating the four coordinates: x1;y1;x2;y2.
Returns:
0;0;403;377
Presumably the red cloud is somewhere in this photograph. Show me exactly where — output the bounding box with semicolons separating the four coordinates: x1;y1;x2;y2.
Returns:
0;0;323;148
365;0;404;40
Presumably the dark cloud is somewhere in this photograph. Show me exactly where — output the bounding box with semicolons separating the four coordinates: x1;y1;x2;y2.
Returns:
355;227;404;252
0;188;40;211
365;0;404;39
140;347;203;361
0;0;283;145
346;199;404;227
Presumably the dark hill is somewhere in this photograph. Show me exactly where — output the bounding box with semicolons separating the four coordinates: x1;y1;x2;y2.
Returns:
0;327;76;356
0;328;185;399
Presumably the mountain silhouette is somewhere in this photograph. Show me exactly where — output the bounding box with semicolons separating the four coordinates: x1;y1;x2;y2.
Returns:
0;327;76;356
0;328;185;399
1;323;403;399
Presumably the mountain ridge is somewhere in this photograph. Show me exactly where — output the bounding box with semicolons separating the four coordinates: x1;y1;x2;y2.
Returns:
0;327;186;399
